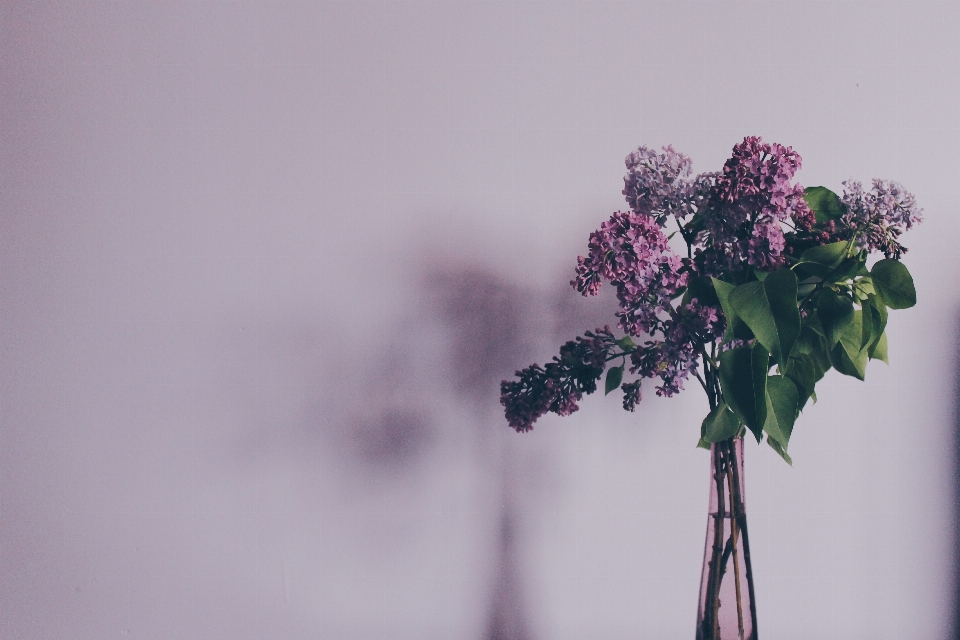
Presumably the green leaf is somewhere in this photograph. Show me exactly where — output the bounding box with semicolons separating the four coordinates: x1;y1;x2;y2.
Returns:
712;278;754;341
869;331;889;363
799;240;849;268
866;294;888;348
837;309;864;354
719;344;770;442
763;375;799;448
830;340;868;380
617;335;635;350
871;259;917;309
859;295;887;355
604;365;624;395
700;403;741;446
803;186;845;224
783;355;818;410
728;268;800;364
816;288;854;348
767;435;793;465
829;308;871;380
859;300;873;350
795;323;821;355
853;277;876;301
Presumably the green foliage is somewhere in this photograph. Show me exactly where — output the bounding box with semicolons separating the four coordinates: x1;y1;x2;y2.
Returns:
766;435;793;465
712;277;754;341
719;344;770;442
799;240;849;268
870;331;889;363
728;267;800;365
783;354;819;410
871;259;917;309
803;186;845;224
697;403;741;449
605;365;624;395
763;375;799;449
816;288;854;348
702;239;913;462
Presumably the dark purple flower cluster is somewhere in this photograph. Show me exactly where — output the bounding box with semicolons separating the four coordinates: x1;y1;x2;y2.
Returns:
841;179;922;259
500;327;618;432
572;210;688;336
698;136;814;273
629;299;725;397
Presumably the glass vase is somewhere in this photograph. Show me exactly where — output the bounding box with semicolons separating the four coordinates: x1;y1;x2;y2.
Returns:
696;437;757;640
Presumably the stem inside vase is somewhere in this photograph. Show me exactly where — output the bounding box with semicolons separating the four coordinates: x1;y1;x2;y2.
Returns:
696;437;757;640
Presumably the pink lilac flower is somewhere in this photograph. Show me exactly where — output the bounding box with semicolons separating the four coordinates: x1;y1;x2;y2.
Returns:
630;298;725;397
620;380;642;411
622;145;694;225
572;210;689;336
841;179;922;259
698;136;813;273
500;327;618;432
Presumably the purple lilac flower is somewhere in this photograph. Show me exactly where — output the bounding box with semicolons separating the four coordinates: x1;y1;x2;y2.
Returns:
698;136;814;272
621;381;642;412
841;179;922;259
572;210;689;336
629;299;725;397
622;145;694;225
500;327;617;432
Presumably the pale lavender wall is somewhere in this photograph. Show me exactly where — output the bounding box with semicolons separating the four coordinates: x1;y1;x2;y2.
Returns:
2;2;958;639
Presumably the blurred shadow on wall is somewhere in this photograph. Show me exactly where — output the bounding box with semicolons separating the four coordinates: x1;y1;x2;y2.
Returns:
430;266;537;640
429;263;619;640
309;246;617;637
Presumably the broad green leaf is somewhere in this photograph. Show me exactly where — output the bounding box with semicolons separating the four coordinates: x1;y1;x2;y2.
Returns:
812;338;833;378
700;403;741;446
816;289;854;348
867;294;888;346
617;335;635;350
859;295;885;353
853;277;875;300
712;278;753;341
799;240;849;268
803;186;845;224
832;309;869;380
795;324;821;355
763;375;799;448
830;340;868;380
767;435;793;465
836;309;864;355
784;355;817;410
803;311;826;338
859;301;874;350
797;277;819;298
719;344;770;442
871;259;917;309
729;268;800;364
604;365;624;395
869;331;889;363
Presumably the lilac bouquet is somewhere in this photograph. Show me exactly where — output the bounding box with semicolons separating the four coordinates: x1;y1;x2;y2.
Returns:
499;137;920;638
